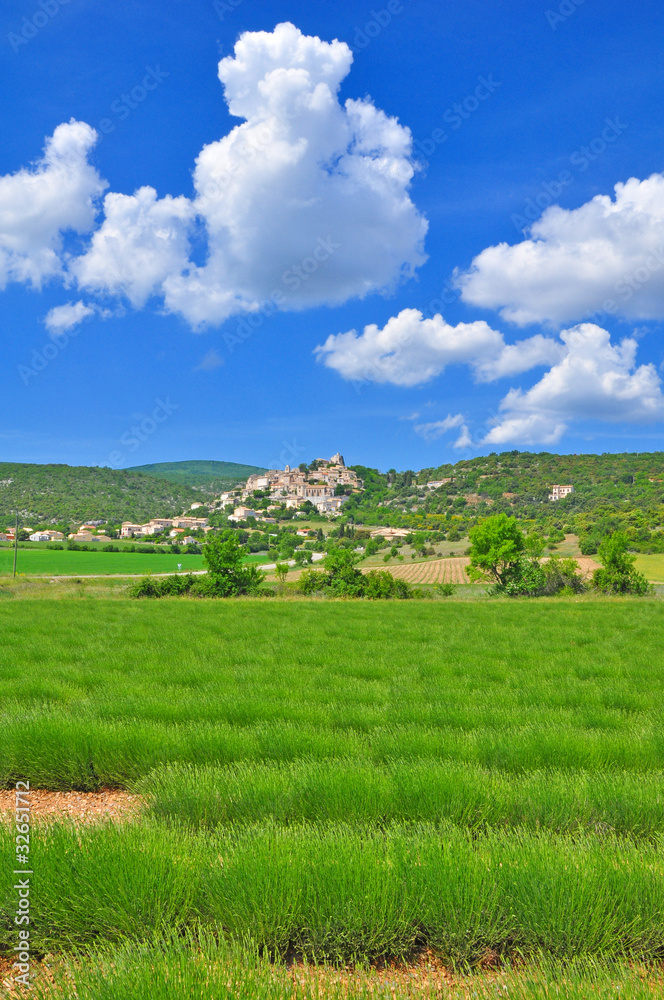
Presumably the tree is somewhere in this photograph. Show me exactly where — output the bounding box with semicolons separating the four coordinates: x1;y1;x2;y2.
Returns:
203;533;265;596
322;548;365;596
592;532;652;595
468;514;525;588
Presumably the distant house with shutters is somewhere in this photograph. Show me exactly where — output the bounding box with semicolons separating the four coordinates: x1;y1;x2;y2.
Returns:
548;485;574;501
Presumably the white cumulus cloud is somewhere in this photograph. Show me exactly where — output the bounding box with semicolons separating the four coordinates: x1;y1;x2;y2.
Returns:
0;120;106;290
484;323;664;444
162;22;427;326
44;300;95;334
71;187;193;308
457;174;664;326
314;308;560;387
5;23;425;327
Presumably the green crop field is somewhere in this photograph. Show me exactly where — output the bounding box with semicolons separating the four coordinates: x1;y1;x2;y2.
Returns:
3;599;664;996
0;546;206;576
634;552;664;581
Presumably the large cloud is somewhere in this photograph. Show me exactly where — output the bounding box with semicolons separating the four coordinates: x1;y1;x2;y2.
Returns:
484;323;664;444
0;120;106;290
457;174;664;326
48;22;425;325
315;308;562;386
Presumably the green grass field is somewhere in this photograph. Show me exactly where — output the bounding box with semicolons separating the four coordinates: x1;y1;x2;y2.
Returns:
634;552;664;581
0;546;207;576
3;599;664;994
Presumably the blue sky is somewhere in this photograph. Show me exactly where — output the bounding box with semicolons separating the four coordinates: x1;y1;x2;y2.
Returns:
1;0;663;472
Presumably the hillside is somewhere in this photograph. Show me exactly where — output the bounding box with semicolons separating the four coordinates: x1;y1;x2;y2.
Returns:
125;460;266;494
418;451;664;515
344;451;664;541
0;463;203;527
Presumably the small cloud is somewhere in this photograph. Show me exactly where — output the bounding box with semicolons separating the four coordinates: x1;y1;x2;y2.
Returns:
413;412;473;449
44;300;95;335
413;413;464;442
193;348;225;372
400;411;420;421
453;424;473;449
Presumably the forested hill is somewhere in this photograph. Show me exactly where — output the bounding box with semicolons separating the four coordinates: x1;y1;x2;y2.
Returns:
344;451;664;530
126;460;266;493
418;451;664;514
0;463;202;527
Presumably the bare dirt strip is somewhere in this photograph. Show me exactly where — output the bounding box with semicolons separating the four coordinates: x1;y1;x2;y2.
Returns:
0;790;142;825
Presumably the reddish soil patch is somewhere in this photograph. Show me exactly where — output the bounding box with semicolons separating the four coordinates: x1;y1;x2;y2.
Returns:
0;789;142;825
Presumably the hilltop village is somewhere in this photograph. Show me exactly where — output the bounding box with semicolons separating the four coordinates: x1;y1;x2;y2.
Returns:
227;453;361;519
117;453;362;538
0;454;363;543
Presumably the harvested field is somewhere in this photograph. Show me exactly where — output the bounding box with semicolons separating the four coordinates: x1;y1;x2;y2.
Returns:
363;555;601;586
367;557;471;585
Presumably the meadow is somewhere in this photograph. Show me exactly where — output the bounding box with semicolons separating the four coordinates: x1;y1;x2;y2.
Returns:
634;552;664;581
2;598;664;995
0;545;206;576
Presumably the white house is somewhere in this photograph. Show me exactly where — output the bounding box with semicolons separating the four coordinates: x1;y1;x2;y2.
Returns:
228;506;257;522
549;485;574;501
120;522;144;538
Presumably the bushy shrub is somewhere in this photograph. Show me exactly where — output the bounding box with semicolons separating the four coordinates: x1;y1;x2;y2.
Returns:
298;568;327;595
46;543;64;550
128;575;196;598
541;556;586;595
363;571;412;600
297;553;413;599
579;535;599;555
592;532;653;596
129;534;265;599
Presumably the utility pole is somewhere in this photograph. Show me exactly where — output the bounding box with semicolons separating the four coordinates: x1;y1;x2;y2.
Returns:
12;511;18;578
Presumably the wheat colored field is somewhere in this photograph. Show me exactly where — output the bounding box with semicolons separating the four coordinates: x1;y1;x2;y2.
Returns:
364;555;603;586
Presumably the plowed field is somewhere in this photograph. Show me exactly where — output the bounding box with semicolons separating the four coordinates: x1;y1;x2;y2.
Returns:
362;555;602;586
362;557;471;584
